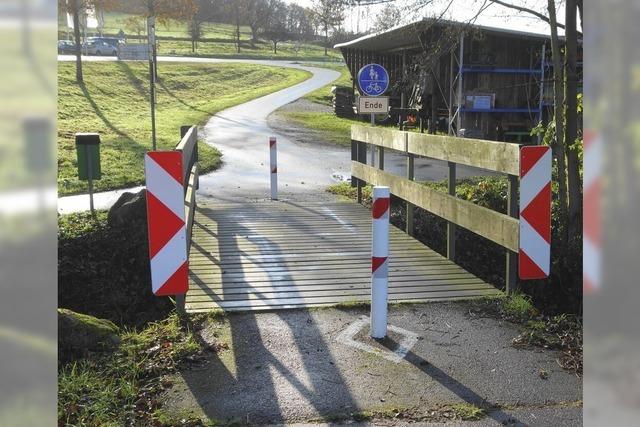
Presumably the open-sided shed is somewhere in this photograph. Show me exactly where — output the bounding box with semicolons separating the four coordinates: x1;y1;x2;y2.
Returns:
335;19;580;143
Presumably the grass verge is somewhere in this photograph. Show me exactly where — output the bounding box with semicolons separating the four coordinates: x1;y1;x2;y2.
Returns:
58;61;310;195
280;111;355;146
301;63;351;106
58;312;220;426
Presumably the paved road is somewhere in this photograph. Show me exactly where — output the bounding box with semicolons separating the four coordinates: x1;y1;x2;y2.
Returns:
163;303;582;426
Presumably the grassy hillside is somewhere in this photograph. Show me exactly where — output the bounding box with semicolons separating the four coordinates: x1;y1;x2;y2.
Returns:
58;12;343;62
58;62;310;195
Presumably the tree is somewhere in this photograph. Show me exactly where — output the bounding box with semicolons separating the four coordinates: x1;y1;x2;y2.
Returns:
372;3;402;32
124;15;146;38
58;0;116;83
485;0;582;244
246;0;270;43
261;0;289;53
312;0;344;56
286;3;314;41
565;0;582;241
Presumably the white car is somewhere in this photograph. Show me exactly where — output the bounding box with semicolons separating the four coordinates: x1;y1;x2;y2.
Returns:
81;40;118;56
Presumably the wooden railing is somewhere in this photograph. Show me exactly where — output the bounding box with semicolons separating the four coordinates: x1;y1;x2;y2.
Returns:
351;124;521;292
176;125;199;313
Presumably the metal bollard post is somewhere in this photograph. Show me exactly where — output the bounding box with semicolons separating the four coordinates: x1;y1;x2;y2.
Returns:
371;186;390;339
269;136;277;200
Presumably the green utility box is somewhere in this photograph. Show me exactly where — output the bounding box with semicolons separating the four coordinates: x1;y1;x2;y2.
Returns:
75;133;102;180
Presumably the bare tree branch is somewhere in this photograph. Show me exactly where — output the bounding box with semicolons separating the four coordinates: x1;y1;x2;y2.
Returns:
487;0;565;30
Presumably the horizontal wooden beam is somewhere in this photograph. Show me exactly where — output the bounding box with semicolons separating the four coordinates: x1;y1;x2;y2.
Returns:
351;124;520;175
351;124;407;152
184;163;199;253
352;162;519;251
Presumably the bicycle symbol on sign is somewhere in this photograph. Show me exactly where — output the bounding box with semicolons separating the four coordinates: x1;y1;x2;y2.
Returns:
366;82;382;94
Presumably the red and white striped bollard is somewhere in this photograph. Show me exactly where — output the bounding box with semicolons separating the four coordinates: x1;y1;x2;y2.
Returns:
269;136;277;200
371;186;390;338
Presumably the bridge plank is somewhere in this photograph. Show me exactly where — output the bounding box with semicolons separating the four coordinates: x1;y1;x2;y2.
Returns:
186;200;502;312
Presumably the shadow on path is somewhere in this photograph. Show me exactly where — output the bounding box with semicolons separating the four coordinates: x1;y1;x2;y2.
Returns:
183;205;359;424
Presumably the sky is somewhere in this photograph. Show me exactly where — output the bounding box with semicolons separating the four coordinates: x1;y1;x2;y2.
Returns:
283;0;570;36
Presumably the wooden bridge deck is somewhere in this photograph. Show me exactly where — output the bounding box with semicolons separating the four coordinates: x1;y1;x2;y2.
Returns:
186;200;501;313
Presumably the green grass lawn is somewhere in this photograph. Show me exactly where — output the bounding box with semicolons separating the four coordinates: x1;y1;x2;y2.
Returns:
302;63;352;106
282;112;355;146
277;63;356;146
58;62;310;195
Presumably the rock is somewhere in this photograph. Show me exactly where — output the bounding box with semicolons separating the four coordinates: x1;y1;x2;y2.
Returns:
108;189;147;227
58;309;121;360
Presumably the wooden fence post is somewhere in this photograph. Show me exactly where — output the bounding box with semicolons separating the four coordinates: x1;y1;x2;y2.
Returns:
406;153;415;236
447;162;457;261
357;141;367;204
505;174;518;293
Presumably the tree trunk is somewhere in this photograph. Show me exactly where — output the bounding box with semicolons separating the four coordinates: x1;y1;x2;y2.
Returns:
73;5;83;83
273;41;277;54
324;26;328;56
565;0;582;241
236;16;241;53
548;0;569;244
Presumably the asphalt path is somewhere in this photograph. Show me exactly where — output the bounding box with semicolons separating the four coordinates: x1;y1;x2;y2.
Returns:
57;56;343;212
57;55;491;212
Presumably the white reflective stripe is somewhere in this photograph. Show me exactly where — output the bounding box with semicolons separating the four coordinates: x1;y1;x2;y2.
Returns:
520;149;551;209
583;236;601;288
373;186;390;199
145;155;185;220
372;220;389;257
371;276;388;338
150;226;187;293
519;217;550;276
584;136;602;189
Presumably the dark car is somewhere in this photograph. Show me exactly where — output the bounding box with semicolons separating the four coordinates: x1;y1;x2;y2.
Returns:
58;40;75;54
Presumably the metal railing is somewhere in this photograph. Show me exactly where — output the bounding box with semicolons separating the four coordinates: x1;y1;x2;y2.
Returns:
350;124;521;293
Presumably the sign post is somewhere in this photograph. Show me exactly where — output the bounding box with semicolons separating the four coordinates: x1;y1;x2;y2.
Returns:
147;16;157;150
357;63;389;166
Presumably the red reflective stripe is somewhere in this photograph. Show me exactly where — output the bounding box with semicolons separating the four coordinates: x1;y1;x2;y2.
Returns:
154;261;188;296
147;151;183;184
269;138;276;147
371;256;387;274
520;145;548;177
372;197;390;219
519;249;546;280
520;182;551;244
146;191;185;259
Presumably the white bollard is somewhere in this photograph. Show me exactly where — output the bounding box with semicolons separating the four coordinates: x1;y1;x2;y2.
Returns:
371;186;390;339
269;136;277;200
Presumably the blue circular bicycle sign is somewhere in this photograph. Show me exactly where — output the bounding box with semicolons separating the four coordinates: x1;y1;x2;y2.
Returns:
357;63;389;97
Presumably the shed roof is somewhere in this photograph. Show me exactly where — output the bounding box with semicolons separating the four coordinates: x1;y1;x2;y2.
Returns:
334;19;554;53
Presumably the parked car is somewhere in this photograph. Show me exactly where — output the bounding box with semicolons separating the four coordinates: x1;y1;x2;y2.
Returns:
58;40;75;54
87;37;124;49
81;40;118;56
